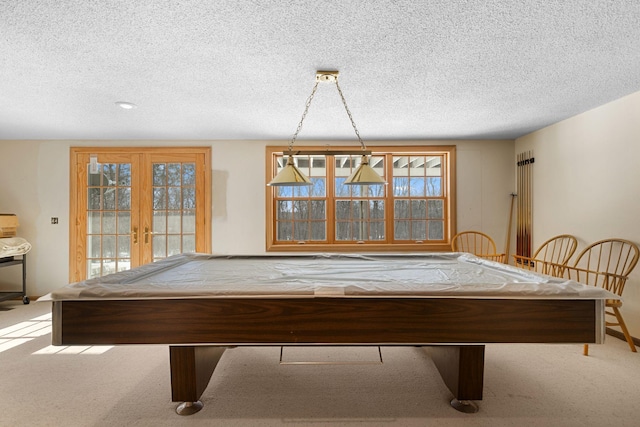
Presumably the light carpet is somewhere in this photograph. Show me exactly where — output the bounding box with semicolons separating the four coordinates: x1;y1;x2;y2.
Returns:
0;300;638;427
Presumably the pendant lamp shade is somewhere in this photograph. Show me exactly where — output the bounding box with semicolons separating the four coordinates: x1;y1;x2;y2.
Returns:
344;155;386;185
267;155;312;186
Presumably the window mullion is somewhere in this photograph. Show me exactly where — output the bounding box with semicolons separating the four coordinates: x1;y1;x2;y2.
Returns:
383;153;393;244
326;154;336;244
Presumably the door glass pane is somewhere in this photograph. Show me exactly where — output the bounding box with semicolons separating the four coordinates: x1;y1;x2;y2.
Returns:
102;259;116;276
182;235;195;253
117;260;131;272
117;163;131;185
183;187;195;209
153;164;166;186
182;163;196;185
117;187;131;210
153;235;167;258
153;211;167;233
87;260;101;279
151;162;197;261
167;212;181;233
102;212;116;234
88;211;100;234
102;235;116;258
167;163;181;186
88;188;101;210
183;211;195;234
87;235;100;258
86;162;133;278
103;188;115;210
167;235;181;256
117;212;131;234
168;187;181;210
153;188;167;209
118;235;131;257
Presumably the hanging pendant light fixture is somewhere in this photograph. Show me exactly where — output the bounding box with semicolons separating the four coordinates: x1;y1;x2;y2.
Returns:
267;71;386;187
267;155;312;186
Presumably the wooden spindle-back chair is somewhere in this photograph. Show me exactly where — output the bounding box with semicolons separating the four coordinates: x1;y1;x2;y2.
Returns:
451;231;505;263
563;238;639;355
513;234;578;276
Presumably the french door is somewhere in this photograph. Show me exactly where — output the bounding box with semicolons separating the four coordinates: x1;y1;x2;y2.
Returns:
70;147;211;282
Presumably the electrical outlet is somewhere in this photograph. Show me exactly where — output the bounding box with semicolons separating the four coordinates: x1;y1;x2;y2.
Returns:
51;217;58;224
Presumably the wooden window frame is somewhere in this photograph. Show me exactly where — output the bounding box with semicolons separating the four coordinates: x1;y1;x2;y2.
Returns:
265;145;456;252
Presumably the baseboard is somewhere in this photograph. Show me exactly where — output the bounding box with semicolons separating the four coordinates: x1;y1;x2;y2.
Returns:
0;295;38;303
606;327;640;347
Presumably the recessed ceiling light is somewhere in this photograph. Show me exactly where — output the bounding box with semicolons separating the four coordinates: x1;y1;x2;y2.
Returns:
115;101;137;110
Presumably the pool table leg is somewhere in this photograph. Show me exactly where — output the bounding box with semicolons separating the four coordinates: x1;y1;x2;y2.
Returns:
423;345;485;413
169;345;227;415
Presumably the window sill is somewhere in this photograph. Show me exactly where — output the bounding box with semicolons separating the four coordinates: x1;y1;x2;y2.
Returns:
266;242;453;253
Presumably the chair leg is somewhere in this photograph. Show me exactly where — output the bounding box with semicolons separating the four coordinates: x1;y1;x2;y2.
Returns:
583;344;589;356
612;307;638;353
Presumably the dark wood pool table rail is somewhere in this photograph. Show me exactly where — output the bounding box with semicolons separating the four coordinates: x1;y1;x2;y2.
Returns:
52;297;598;346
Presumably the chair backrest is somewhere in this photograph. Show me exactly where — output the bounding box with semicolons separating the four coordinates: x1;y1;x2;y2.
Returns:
514;234;578;276
452;231;503;261
568;238;640;296
532;234;578;265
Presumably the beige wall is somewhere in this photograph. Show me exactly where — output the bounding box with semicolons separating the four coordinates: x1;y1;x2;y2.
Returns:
516;90;640;339
0;138;514;296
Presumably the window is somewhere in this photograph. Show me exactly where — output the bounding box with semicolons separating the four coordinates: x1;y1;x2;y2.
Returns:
266;145;456;251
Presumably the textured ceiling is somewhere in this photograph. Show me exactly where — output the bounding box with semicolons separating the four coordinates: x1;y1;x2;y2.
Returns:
1;1;640;141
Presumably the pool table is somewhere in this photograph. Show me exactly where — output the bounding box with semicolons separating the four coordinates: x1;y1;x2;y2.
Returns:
48;253;612;414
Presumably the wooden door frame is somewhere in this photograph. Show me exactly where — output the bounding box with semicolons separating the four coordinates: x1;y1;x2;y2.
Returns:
69;146;212;282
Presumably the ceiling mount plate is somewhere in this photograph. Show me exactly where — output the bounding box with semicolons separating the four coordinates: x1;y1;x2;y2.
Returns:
316;70;339;82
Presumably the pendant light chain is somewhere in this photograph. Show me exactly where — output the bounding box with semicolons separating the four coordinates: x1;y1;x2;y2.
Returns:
288;81;319;152
334;79;366;151
287;76;366;153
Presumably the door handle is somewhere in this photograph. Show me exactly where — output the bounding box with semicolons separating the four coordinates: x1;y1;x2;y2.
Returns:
132;227;138;244
144;227;150;244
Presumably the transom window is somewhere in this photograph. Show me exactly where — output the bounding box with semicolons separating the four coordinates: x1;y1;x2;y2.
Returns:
266;145;456;251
